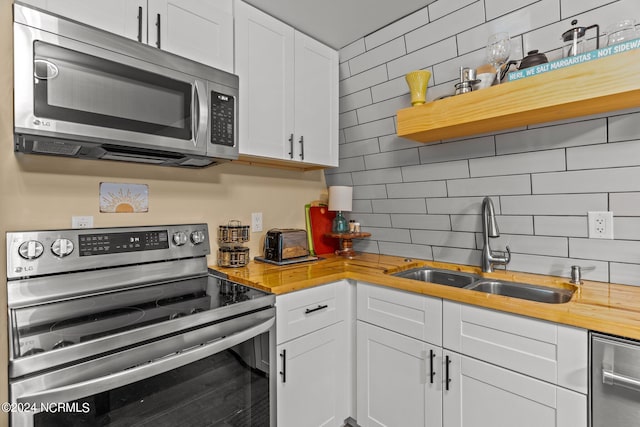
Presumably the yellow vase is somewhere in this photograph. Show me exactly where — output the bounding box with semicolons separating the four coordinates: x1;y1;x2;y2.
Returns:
405;70;432;106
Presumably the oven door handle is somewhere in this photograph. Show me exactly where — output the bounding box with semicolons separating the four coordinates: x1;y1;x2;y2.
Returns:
17;317;274;406
603;368;640;393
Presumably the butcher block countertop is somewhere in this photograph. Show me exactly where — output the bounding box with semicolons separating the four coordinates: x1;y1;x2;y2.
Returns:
210;253;640;340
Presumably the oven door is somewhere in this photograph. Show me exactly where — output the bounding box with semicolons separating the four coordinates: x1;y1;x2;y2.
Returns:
14;13;208;156
10;309;275;427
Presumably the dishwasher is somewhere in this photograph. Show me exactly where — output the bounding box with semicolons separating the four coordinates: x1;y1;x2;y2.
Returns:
591;332;640;426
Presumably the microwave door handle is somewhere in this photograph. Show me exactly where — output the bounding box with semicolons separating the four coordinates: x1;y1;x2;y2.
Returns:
16;317;274;406
193;81;208;147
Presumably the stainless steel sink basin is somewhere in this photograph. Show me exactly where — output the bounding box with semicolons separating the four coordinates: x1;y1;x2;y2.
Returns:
466;280;574;304
391;267;575;304
392;268;479;288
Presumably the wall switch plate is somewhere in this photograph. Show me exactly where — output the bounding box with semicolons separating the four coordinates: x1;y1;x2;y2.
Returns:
251;212;263;232
588;211;613;239
72;216;94;229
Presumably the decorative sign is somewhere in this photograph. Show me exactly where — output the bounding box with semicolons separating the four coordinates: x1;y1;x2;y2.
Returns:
100;183;149;213
508;37;640;81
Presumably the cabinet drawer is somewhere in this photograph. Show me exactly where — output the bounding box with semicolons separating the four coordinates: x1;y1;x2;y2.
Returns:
443;301;587;394
276;280;348;344
357;282;442;346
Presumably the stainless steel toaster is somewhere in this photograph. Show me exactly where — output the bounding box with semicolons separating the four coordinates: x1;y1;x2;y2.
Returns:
264;229;309;262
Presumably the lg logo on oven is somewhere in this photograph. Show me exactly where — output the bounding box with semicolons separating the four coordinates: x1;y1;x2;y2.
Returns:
14;266;34;274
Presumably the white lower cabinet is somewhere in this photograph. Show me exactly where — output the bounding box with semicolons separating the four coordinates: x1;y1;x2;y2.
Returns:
357;321;442;427
442;351;587;427
275;281;352;427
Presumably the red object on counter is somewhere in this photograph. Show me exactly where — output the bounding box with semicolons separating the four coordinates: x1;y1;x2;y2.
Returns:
309;205;338;255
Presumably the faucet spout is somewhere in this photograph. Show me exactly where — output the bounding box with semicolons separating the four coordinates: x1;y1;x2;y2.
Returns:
481;196;511;272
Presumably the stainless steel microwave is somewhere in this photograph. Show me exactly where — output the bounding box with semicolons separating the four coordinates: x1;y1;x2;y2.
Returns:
13;3;238;168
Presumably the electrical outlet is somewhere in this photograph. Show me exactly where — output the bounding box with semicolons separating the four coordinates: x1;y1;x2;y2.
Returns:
72;216;94;229
588;211;614;239
251;212;263;232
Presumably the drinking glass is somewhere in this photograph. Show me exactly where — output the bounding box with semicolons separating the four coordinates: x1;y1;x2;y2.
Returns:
486;32;511;84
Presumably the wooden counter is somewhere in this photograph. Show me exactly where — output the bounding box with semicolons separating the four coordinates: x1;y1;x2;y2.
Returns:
210;253;640;340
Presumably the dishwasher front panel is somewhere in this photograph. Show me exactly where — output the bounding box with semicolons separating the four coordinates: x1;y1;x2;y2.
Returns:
591;332;640;427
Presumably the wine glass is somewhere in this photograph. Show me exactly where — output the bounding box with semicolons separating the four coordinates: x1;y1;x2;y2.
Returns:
486;32;511;84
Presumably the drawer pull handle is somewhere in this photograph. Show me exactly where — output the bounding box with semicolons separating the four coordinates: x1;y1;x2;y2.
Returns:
280;349;286;383
305;304;328;314
445;355;452;391
429;349;435;384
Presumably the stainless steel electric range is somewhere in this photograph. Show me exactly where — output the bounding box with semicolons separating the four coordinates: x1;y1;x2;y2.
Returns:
6;224;274;426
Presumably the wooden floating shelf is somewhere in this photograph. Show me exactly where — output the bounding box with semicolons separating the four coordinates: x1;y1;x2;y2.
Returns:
397;49;640;143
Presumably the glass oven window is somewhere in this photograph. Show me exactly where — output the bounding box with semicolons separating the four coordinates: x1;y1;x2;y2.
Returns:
33;41;192;140
33;344;270;427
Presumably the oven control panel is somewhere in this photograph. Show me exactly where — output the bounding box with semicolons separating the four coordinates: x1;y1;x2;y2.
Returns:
6;224;210;279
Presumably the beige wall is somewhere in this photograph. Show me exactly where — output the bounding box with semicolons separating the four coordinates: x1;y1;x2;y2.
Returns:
0;0;326;424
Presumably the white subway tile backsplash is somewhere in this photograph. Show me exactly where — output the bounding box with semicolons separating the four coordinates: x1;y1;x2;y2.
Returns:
365;148;421;170
610;263;640;287
571;238;640;264
344;118;396;143
613;218;640;240
427;196;500;215
335;0;640;284
367;226;412;243
391;213;451;230
372;198;427;214
496;119;606;155
533;167;640;194
567;141;640;170
469;149;565;177
610;193;640;216
378;242;434;260
402;160;469;182
485;0;540;21
349;38;407;75
411;229;477;248
534;216;587;237
447;174;531;197
352;168;403;185
353;185;387;200
340;65;388;97
386;38;457;80
365;7;430;50
432;246;481;266
405;2;485;53
387;181;447;198
429;0;478;21
351;213;392;227
340;139;380;159
339;89;373;113
357;96;408;124
609;112;640;142
419;136;495;164
501;194;607;215
457;0;559;54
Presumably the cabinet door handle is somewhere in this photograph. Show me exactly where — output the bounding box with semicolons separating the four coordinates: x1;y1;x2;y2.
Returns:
288;133;294;159
299;135;304;160
155;14;161;48
429;349;435;384
137;6;143;42
280;349;286;383
304;304;328;314
445;355;452;391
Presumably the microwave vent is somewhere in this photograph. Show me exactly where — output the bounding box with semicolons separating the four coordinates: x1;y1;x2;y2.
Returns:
33;140;81;156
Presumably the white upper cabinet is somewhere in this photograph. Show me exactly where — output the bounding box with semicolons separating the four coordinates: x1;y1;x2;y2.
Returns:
21;0;234;71
148;0;233;71
234;0;339;168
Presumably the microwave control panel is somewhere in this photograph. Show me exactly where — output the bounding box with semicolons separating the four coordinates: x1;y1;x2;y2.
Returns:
210;91;235;147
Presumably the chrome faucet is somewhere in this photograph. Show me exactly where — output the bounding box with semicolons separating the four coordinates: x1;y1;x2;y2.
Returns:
481;196;511;272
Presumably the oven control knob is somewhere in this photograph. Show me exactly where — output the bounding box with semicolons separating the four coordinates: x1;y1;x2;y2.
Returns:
51;238;74;258
18;240;44;260
190;230;206;245
172;232;188;246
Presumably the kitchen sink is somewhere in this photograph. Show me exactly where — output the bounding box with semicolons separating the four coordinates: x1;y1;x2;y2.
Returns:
467;280;574;304
392;268;478;288
391;267;575;304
